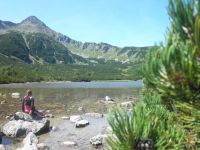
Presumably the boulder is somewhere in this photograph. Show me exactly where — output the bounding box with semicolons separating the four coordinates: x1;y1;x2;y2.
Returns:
70;115;82;123
16;132;38;150
75;119;89;128
84;113;103;118
3;113;50;137
14;112;33;121
90;134;107;147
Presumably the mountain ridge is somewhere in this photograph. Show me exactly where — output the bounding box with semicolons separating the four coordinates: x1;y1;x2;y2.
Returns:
0;16;151;64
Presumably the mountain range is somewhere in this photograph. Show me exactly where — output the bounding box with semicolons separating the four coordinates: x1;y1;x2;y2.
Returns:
0;16;151;65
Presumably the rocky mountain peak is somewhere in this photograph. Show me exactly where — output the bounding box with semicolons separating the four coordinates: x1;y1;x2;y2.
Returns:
20;16;46;27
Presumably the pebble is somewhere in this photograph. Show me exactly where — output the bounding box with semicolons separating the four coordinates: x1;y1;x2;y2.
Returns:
70;115;82;123
61;116;70;120
0;100;6;105
59;141;77;146
45;114;54;118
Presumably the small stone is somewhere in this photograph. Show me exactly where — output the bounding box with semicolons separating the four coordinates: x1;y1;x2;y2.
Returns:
5;116;10;120
0;100;6;105
45;114;54;118
45;110;50;113
59;141;77;146
11;92;20;98
105;96;113;101
37;143;50;150
103;100;115;104
75;119;89;128
90;134;107;147
84;113;103;118
120;101;133;108
61;116;69;120
70;115;82;123
78;107;83;112
51;126;58;132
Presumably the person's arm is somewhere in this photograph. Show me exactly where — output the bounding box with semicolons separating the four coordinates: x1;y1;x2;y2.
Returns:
22;97;25;112
30;98;35;114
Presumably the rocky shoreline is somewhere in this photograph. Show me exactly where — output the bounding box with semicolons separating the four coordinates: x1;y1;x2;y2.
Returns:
0;95;135;150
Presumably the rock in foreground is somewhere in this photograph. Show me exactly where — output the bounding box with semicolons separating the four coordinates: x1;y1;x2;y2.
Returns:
3;112;50;137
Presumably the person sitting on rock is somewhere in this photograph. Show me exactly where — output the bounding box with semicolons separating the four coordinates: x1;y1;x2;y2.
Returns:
22;89;44;118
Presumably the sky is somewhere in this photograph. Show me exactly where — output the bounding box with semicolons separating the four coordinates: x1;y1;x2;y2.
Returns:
0;0;169;47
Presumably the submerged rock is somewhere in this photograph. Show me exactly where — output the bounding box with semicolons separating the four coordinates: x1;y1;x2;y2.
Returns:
105;96;113;101
37;143;50;150
84;113;103;118
75;119;89;128
70;115;82;123
16;132;50;150
59;141;77;147
61;116;70;120
120;101;134;108
3;112;50;137
90;134;107;147
16;132;38;150
11;92;20;98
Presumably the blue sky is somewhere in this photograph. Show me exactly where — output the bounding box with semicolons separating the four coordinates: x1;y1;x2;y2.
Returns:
0;0;169;47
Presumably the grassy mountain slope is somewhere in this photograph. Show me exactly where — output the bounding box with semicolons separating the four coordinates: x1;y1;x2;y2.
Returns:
0;16;150;64
0;32;89;64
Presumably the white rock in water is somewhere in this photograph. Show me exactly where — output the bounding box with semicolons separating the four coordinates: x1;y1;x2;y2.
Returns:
105;96;112;101
60;141;77;146
45;114;54;118
84;113;103;118
11;92;20;98
120;101;133;108
75;119;89;128
70;115;82;123
78;107;83;111
51;126;58;132
61;116;70;120
16;132;38;150
37;143;50;150
103;101;115;104
90;134;107;146
0;144;5;150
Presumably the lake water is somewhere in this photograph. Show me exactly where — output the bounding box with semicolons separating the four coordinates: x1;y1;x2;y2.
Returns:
0;81;143;118
0;81;143;149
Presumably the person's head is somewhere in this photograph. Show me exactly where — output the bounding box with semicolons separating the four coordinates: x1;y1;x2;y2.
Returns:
26;89;32;96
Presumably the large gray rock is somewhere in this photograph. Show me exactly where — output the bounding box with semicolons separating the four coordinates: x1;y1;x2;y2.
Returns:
16;132;50;150
14;112;33;121
16;132;38;150
3;113;50;137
